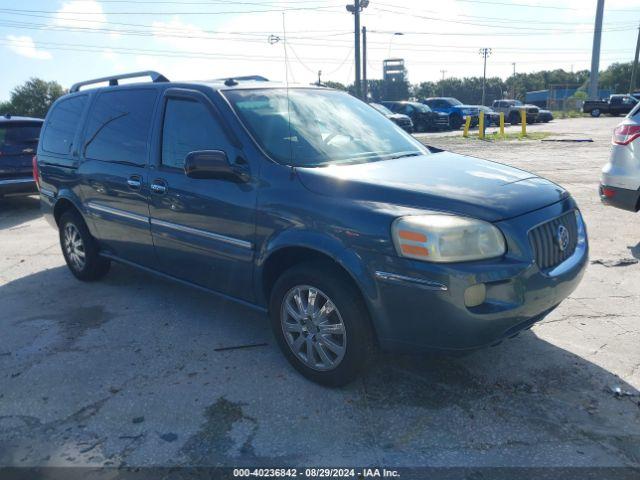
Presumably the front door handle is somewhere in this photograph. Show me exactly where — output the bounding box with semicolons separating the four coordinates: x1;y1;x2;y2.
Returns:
127;175;142;190
150;179;167;195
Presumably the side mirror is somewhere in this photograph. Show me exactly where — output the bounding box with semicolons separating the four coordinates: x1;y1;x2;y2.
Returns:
184;150;249;182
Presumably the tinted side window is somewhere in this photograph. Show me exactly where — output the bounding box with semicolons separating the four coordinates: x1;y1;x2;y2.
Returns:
383;103;398;113
43;95;86;155
84;89;157;165
161;98;229;169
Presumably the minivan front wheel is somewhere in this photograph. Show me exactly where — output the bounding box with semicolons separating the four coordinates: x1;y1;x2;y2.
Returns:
269;262;375;386
59;210;110;281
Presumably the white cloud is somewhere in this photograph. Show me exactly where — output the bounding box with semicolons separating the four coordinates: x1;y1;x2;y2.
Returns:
54;0;114;34
6;35;52;60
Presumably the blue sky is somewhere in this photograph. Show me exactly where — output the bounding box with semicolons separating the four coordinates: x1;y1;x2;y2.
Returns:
1;0;639;100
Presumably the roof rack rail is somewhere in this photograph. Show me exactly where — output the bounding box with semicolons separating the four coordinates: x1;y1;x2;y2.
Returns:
69;71;169;93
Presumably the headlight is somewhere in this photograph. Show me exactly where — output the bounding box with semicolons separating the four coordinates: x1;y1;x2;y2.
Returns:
391;215;506;263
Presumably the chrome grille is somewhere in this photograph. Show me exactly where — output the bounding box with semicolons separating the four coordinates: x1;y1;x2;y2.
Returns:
529;211;578;271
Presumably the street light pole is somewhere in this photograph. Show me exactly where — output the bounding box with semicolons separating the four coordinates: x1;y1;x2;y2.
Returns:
346;0;369;99
479;48;492;106
630;23;640;93
511;62;516;98
588;0;605;100
362;26;368;101
440;69;446;96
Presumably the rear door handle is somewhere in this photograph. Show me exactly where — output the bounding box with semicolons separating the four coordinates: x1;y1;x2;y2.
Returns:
150;179;167;195
127;175;142;190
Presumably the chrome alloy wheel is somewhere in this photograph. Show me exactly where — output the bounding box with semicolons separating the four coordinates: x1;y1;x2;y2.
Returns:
280;285;347;371
63;223;86;271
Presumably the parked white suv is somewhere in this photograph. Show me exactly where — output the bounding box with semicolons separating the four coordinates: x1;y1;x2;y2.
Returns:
600;102;640;212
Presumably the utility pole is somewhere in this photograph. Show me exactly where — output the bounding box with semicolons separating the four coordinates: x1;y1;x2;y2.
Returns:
479;48;492;106
588;0;605;100
630;24;640;93
440;69;446;96
362;26;368;101
346;0;369;99
317;70;322;86
511;62;516;98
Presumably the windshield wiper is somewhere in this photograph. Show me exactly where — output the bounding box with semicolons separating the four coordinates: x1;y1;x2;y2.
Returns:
389;151;422;160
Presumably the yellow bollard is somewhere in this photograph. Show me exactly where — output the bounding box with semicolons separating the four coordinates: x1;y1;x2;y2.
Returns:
462;116;471;138
478;111;485;140
499;112;505;136
521;109;527;137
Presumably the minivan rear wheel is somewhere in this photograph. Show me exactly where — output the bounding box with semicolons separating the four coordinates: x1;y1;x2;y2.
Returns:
269;262;375;386
59;210;110;281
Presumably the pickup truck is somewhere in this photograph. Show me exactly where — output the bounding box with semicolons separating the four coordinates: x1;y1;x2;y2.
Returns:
492;99;539;125
583;95;638;117
421;97;479;130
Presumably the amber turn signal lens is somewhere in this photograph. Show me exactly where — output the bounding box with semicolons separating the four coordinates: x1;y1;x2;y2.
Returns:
398;230;427;242
400;244;429;257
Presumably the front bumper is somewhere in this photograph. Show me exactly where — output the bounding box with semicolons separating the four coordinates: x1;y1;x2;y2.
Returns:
600;184;640;212
0;177;37;197
362;200;588;352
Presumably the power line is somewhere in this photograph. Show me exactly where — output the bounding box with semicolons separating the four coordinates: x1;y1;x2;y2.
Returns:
374;1;637;26
3;37;628;68
370;6;636;33
0;5;345;15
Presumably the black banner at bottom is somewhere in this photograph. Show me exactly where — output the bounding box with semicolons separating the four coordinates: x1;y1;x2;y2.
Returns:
0;467;639;480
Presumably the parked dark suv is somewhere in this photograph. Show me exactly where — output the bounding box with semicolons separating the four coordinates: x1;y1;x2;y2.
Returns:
0;114;43;198
381;101;450;132
36;71;588;386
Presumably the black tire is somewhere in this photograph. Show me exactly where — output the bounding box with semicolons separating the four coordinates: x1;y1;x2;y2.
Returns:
269;261;376;387
449;114;463;130
509;112;520;125
416;120;428;133
590;109;601;118
59;210;110;281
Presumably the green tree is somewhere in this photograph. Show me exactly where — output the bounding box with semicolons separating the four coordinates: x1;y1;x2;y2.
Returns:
599;62;634;93
4;78;66;118
322;81;348;91
0;100;11;115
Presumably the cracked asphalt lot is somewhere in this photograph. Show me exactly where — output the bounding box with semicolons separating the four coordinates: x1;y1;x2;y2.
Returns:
1;117;639;468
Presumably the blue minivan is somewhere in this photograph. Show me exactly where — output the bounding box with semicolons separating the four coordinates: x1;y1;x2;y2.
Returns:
36;72;588;386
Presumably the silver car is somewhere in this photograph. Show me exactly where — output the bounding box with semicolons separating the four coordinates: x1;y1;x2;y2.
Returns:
600;102;640;212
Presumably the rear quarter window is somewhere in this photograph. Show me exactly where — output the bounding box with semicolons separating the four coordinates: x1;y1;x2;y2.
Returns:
42;95;87;155
83;89;157;165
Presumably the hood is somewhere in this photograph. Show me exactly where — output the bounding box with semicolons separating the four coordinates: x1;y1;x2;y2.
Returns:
388;113;411;122
296;152;568;222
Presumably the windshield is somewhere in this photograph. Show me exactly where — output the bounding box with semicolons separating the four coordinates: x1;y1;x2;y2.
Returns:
0;123;41;155
513;100;523;106
225;89;428;167
414;103;432;113
448;98;463;106
370;103;393;115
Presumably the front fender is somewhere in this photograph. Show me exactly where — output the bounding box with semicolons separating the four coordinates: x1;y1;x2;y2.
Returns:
255;228;378;311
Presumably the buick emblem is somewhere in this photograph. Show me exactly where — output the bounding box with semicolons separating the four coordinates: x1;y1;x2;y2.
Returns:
557;225;570;252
